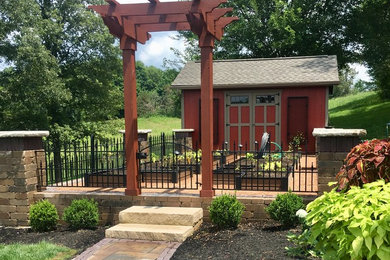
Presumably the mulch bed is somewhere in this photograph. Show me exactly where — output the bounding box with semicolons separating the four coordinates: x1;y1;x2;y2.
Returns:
0;226;106;254
172;221;299;260
0;221;299;259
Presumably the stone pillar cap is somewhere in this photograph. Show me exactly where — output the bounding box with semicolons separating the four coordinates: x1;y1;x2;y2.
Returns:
172;129;195;133
312;128;367;137
0;131;49;138
118;129;152;134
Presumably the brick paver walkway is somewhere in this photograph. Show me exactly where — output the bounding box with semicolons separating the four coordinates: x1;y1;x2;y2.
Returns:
74;238;181;260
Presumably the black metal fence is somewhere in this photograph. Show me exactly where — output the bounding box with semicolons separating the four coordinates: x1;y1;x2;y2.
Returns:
138;133;200;189
37;134;201;190
37;135;126;188
37;133;316;192
213;141;317;192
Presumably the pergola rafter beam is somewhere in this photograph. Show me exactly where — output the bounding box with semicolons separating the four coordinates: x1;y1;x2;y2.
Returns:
214;17;239;40
89;0;235;43
105;0;120;6
102;16;122;38
124;14;188;25
137;23;191;33
89;0;225;17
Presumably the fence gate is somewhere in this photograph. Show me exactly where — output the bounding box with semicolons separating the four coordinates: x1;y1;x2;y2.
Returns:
138;133;200;190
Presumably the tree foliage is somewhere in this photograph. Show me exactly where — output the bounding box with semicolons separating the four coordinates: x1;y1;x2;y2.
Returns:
178;0;390;98
0;0;180;141
135;61;180;118
179;0;358;68
332;66;357;98
0;0;122;139
347;0;390;98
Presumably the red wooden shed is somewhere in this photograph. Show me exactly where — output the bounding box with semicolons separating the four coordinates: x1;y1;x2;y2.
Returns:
172;55;340;153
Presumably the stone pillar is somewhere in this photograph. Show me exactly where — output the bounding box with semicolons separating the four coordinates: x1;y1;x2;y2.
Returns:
0;131;49;226
173;129;194;152
313;128;366;193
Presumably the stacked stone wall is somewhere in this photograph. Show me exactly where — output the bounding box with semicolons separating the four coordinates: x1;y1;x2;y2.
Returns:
33;192;315;225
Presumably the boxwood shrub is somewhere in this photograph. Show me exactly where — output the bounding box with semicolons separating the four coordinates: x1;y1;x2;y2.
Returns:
62;199;99;230
209;194;245;229
29;200;59;232
266;191;304;227
306;180;390;260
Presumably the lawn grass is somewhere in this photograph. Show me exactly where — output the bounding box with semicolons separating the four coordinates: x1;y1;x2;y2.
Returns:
0;241;77;260
329;91;390;139
138;116;181;136
97;116;181;138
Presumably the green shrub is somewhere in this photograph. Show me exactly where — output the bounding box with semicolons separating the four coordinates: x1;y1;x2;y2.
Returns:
62;199;99;230
336;138;390;190
265;191;304;227
306;180;390;260
209;194;245;229
29;200;59;232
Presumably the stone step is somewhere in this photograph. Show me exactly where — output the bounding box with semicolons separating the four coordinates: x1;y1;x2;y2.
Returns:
105;223;194;242
119;206;203;226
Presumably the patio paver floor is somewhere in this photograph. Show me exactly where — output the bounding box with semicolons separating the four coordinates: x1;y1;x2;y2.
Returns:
74;238;180;260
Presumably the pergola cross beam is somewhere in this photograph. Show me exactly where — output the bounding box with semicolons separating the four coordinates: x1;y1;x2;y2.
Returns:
90;0;234;43
89;0;237;197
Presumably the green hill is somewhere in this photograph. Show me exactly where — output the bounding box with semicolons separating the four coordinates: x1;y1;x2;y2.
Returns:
95;116;181;138
329;91;390;139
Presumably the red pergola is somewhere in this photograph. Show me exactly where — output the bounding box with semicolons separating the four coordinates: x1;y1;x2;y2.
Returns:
89;0;237;197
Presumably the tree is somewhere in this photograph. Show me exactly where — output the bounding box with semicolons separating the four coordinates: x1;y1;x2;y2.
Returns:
332;66;357;97
135;61;180;118
0;0;122;140
177;0;390;98
353;79;376;93
347;0;390;98
178;0;358;69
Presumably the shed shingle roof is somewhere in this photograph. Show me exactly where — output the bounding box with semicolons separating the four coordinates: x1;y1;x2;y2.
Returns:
171;55;340;89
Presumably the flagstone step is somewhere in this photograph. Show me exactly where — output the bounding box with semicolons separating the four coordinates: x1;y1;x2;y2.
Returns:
105;223;194;242
119;206;203;226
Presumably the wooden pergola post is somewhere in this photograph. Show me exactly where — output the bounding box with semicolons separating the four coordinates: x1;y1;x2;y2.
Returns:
89;0;237;197
121;36;141;196
199;34;215;197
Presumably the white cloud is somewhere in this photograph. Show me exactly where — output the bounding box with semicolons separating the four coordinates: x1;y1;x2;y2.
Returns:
136;32;186;68
117;0;187;69
350;63;372;82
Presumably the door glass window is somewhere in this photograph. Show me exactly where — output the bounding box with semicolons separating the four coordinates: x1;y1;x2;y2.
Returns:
231;95;249;104
256;95;275;104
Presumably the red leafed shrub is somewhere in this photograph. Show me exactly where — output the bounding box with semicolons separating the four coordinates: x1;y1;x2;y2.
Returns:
336;138;390;190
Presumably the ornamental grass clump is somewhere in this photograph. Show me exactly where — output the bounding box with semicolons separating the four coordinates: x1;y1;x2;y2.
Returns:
336;138;390;191
62;199;99;230
306;180;390;260
209;194;245;229
29;200;59;232
266;191;304;227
